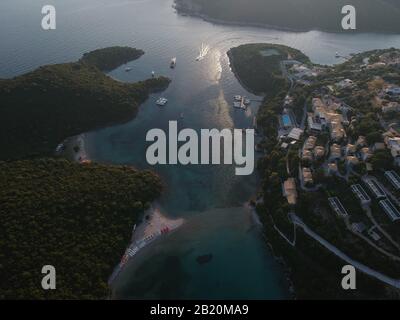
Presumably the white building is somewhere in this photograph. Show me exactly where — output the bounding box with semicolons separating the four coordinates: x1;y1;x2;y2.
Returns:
385;86;400;96
379;199;400;222
288;128;304;141
336;79;354;89
386;137;400;159
385;171;400;190
351;184;371;206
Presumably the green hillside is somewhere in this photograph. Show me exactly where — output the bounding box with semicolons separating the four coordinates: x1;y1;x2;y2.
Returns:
175;0;400;33
0;47;170;160
0;159;162;299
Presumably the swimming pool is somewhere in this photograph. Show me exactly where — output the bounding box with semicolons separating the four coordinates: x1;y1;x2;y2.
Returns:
282;114;292;127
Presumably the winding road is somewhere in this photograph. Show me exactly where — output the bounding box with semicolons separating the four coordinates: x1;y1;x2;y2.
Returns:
288;213;400;290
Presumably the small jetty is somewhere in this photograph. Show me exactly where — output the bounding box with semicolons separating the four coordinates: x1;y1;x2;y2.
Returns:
335;52;351;60
233;95;251;110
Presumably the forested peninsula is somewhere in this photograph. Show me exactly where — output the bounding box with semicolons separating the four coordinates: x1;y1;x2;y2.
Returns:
0;47;168;299
0;46;170;160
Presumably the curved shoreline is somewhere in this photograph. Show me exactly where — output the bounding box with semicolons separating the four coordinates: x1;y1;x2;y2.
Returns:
108;206;185;290
247;201;296;298
174;3;400;35
227;50;265;97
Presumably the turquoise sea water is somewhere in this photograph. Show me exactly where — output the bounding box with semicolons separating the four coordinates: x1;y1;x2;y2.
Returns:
1;0;400;299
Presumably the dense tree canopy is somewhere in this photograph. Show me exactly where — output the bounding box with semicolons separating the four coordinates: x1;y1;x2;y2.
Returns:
0;47;169;299
0;159;162;299
0;47;170;160
80;46;144;72
228;43;307;95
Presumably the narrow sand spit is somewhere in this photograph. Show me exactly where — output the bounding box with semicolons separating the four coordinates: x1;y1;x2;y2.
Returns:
109;208;185;285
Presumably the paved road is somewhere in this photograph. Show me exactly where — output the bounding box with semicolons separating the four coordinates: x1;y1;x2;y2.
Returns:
343;215;400;262
289;213;400;289
364;206;400;251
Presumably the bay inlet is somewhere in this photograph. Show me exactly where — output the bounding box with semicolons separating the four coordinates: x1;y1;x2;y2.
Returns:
2;0;400;299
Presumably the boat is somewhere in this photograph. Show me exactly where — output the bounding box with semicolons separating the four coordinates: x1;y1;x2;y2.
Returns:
170;57;177;68
151;71;155;77
156;97;168;106
234;95;242;101
125;67;132;72
55;143;65;154
244;99;251;105
196;43;210;61
335;52;340;58
233;102;242;109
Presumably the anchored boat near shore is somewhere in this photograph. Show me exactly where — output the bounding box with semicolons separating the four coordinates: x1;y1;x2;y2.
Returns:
170;57;177;68
156;97;168;106
233;95;251;110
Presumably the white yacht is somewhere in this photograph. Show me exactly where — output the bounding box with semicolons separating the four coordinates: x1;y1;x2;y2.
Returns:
170;57;177;68
156;97;168;106
233;102;242;109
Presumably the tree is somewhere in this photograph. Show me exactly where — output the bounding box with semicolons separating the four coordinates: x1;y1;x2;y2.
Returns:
371;150;393;169
366;131;383;144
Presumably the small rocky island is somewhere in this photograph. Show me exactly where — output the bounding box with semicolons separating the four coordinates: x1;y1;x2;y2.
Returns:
196;254;213;265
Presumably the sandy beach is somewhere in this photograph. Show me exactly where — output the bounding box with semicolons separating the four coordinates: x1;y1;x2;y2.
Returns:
109;207;185;285
72;134;90;163
133;208;185;244
58;134;91;164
